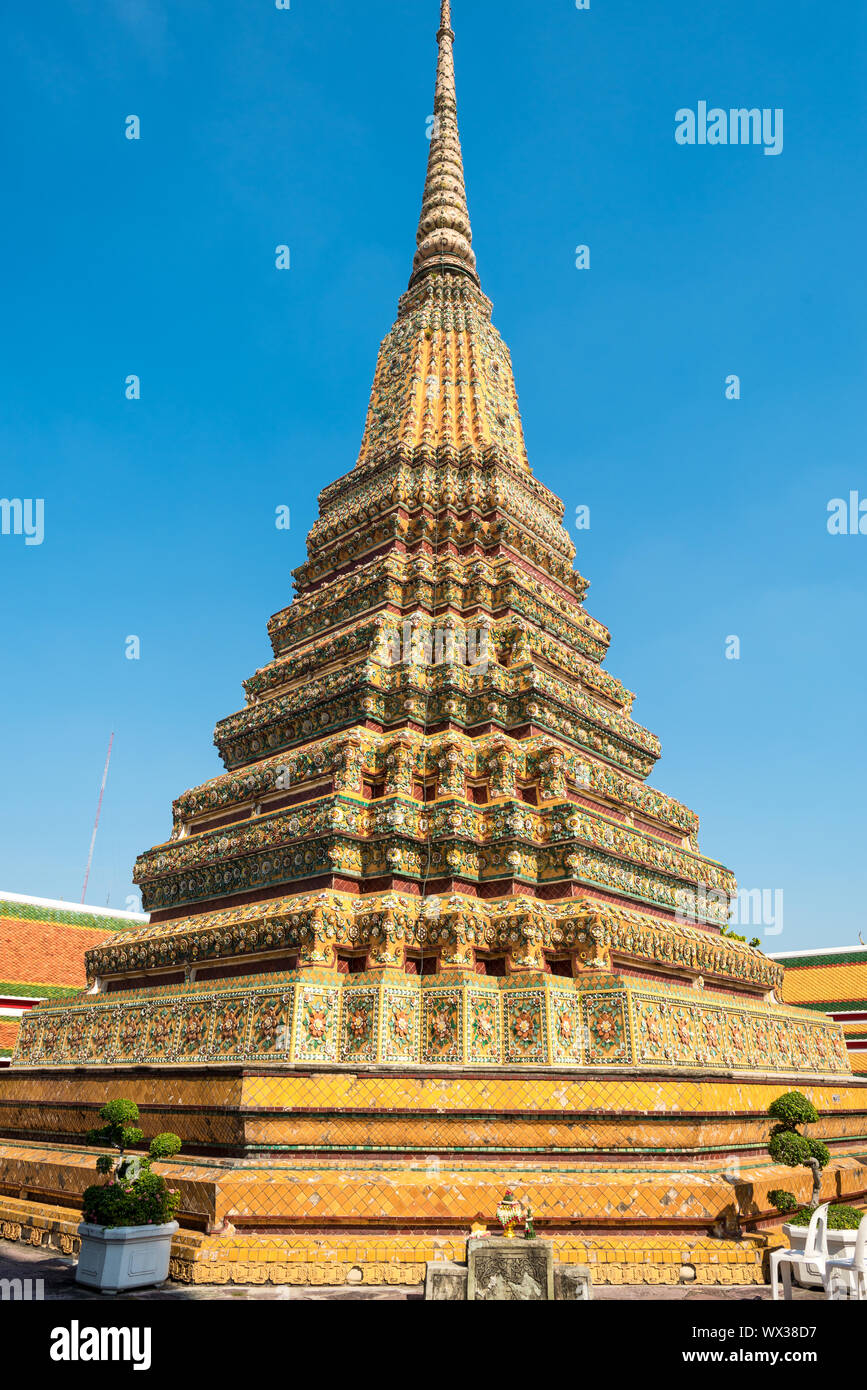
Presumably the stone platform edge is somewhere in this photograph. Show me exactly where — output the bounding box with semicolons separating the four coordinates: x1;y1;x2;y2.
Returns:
0;1195;777;1288
1;1139;866;1234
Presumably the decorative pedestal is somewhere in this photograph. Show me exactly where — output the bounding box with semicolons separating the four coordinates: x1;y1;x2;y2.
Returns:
425;1238;593;1301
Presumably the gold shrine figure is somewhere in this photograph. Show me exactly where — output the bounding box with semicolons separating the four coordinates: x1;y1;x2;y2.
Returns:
496;1190;526;1240
1;1;864;1289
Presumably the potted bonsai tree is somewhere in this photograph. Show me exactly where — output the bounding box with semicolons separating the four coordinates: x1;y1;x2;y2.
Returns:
76;1098;182;1294
766;1090;865;1291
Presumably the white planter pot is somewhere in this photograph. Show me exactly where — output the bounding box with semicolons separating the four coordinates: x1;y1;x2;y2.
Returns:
782;1223;860;1293
76;1221;178;1294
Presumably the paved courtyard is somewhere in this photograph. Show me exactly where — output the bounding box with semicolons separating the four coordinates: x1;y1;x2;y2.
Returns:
0;1238;825;1301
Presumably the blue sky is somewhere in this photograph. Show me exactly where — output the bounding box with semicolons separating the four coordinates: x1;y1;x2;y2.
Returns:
0;0;864;952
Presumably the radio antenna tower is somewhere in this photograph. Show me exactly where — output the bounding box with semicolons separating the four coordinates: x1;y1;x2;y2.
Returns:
81;732;115;904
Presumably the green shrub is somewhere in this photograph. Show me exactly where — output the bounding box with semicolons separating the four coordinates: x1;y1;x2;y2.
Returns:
787;1205;866;1231
82;1183;136;1229
807;1137;830;1168
769;1129;811;1167
766;1090;829;1210
149;1133;182;1161
768;1092;820;1127
82;1173;179;1230
768;1189;798;1214
86;1098;143;1154
82;1097;182;1230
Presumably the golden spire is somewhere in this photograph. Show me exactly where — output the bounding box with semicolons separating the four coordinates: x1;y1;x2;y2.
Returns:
356;0;533;472
410;0;480;289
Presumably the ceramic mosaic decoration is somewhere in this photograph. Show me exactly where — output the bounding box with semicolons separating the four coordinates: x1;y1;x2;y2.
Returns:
2;2;864;1285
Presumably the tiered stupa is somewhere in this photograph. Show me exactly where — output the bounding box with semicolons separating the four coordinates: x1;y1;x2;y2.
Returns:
1;2;864;1288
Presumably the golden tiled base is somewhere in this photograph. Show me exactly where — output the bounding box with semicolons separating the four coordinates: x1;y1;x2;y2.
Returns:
1;1064;864;1275
0;1138;865;1242
0;1194;777;1287
170;1231;777;1288
2;1064;866;1160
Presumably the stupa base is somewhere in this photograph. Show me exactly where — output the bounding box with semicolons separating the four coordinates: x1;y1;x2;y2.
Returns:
0;1061;865;1287
0;1192;781;1287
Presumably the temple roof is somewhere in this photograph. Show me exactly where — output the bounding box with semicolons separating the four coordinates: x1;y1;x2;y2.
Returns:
0;892;147;1059
772;946;867;1007
772;946;867;1074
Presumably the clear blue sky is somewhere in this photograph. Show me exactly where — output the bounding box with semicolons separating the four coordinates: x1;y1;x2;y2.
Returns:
0;0;864;952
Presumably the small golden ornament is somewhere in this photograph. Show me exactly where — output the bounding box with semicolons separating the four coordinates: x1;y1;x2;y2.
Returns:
496;1188;525;1239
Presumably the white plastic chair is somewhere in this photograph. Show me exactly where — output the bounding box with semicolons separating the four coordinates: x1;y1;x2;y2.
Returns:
770;1202;830;1300
822;1217;867;1300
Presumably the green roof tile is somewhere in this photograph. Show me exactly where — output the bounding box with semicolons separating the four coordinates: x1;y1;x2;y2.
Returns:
0;899;138;933
0;980;85;1000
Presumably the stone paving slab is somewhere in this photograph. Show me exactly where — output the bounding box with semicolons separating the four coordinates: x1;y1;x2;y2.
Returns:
0;1239;825;1301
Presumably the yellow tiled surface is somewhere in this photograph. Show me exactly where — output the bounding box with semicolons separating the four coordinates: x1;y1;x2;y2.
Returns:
0;1194;779;1286
782;962;867;1007
167;1233;771;1288
5;1067;867;1118
1;1140;865;1233
0;1143;222;1222
1;1063;864;1273
1;1068;866;1184
0;1069;245;1107
237;1069;867;1117
2;1067;865;1156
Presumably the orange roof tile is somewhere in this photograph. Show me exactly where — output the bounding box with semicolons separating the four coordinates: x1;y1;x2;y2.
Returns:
779;960;867;1008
